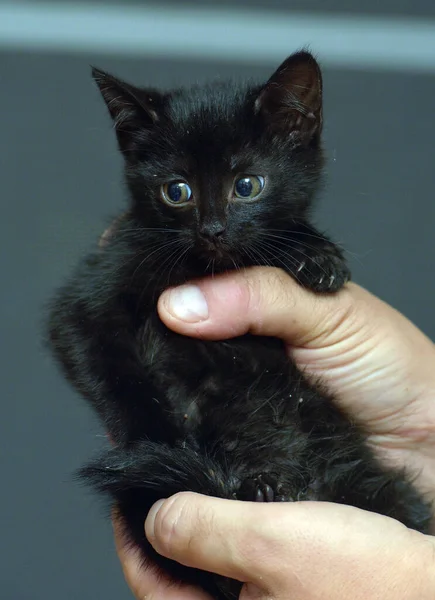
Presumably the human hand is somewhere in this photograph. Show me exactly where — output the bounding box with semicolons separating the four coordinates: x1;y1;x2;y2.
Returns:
113;511;212;600
156;269;435;504
100;220;435;597
115;492;435;600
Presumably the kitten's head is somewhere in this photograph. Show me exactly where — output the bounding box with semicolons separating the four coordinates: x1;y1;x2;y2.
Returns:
93;51;324;269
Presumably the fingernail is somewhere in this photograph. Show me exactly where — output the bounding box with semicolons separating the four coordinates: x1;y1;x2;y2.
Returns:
165;285;209;322
146;499;166;539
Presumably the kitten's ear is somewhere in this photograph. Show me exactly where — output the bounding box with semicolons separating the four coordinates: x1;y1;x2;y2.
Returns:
255;51;323;146
91;67;163;150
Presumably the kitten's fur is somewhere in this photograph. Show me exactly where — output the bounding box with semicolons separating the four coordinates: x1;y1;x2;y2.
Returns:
47;52;431;599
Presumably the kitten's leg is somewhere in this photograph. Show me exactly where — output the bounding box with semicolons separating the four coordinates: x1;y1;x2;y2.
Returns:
329;456;433;533
279;223;351;292
81;442;241;599
53;314;177;445
48;275;178;446
299;394;433;533
235;456;432;532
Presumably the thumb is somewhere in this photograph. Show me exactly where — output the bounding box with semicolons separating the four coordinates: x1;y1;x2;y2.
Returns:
145;493;434;600
144;491;300;588
158;267;357;347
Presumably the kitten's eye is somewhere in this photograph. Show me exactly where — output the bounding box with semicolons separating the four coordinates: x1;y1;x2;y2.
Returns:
161;181;192;206
234;175;265;200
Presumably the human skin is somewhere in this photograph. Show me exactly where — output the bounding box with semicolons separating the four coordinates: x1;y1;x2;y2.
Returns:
112;269;435;599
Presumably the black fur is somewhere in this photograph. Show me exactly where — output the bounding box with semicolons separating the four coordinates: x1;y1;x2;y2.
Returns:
47;51;432;599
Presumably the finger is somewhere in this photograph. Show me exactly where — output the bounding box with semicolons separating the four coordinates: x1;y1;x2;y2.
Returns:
145;494;431;599
145;492;319;588
157;266;358;346
113;513;211;600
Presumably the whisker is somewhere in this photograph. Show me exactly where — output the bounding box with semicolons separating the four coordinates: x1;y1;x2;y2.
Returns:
265;227;347;250
178;243;192;272
262;230;365;267
166;243;192;285
115;227;183;234
243;244;273;269
261;232;331;255
230;257;241;273
265;227;329;242
130;239;182;284
261;236;317;265
135;241;187;310
107;238;180;276
255;239;301;271
205;257;213;273
253;240;305;283
258;236;330;279
154;243;187;286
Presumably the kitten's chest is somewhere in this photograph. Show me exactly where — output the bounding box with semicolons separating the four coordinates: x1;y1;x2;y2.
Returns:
137;312;287;434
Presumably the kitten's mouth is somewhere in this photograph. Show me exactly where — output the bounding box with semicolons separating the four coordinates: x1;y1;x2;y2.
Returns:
197;240;233;265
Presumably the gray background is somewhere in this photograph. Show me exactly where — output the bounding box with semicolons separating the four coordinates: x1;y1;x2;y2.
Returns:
1;1;434;599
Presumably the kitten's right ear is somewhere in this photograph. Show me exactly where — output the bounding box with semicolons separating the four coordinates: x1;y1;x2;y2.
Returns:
91;67;163;151
255;51;323;147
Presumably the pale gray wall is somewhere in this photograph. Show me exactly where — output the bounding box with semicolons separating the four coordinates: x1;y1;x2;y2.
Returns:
1;2;434;598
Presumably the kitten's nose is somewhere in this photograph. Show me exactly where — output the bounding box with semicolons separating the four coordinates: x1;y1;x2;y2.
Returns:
198;221;226;240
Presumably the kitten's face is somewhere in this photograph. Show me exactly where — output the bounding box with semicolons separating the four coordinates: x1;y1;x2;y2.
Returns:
93;52;324;269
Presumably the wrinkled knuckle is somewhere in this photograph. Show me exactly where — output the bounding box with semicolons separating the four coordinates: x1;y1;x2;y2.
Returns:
309;285;359;345
330;286;359;329
246;267;294;316
153;492;192;555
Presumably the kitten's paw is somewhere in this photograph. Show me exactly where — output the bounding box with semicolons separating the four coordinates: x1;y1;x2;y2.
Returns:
295;250;350;293
237;474;287;502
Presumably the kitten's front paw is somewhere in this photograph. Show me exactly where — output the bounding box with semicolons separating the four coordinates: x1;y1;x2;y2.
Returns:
295;249;350;293
237;474;287;502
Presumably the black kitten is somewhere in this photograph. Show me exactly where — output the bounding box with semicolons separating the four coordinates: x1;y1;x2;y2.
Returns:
47;51;431;599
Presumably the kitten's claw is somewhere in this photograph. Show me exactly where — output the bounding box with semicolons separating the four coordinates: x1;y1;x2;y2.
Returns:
295;249;350;293
306;477;322;499
253;480;275;502
264;484;274;502
255;486;266;502
238;474;281;502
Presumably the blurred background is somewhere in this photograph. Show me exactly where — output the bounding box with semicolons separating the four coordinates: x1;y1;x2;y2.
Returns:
1;1;434;598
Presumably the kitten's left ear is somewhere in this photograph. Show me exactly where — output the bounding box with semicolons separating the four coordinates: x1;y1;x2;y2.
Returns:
255;51;323;146
92;67;164;151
